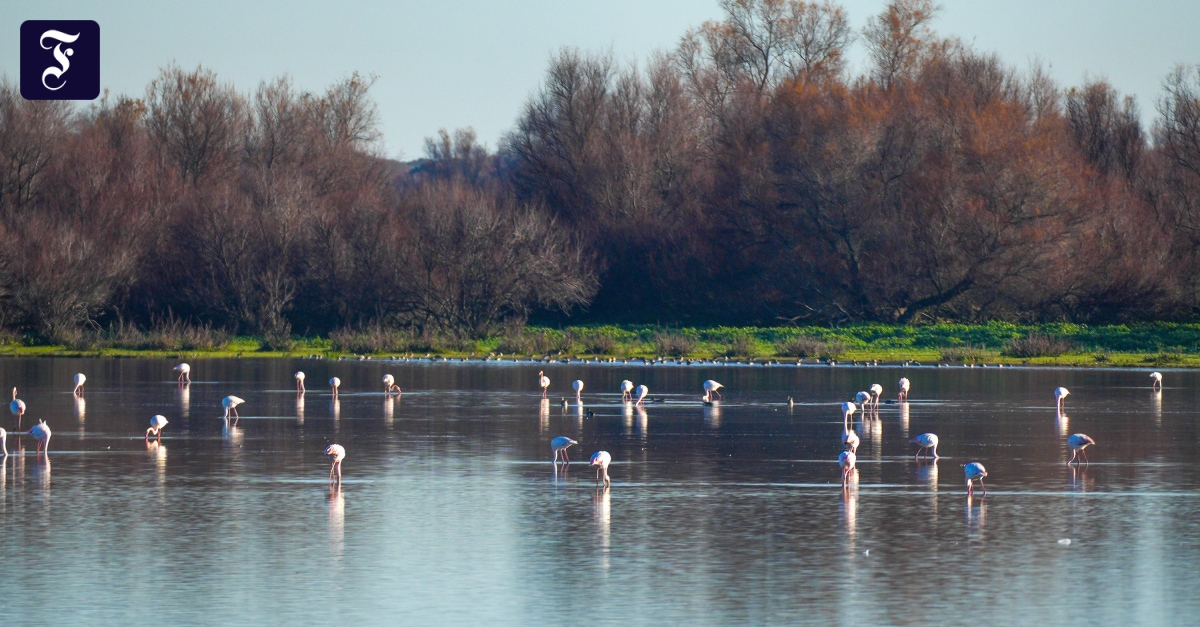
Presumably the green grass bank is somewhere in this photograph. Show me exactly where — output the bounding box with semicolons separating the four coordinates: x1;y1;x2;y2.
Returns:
8;322;1200;367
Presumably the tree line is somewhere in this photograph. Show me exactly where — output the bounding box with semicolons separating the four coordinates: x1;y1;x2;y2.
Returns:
2;0;1200;342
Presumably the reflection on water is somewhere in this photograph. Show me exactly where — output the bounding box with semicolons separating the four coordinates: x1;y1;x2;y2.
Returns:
74;396;85;423
1057;408;1070;438
0;359;1199;624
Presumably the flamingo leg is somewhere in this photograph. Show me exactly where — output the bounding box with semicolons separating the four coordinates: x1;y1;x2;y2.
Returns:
978;478;986;496
1082;448;1089;466
716;391;722;400
1067;449;1076;466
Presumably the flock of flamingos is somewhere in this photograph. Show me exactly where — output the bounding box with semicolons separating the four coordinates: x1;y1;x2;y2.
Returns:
0;362;1165;494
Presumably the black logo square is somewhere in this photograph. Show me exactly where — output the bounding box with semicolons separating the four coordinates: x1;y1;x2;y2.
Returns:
20;20;100;100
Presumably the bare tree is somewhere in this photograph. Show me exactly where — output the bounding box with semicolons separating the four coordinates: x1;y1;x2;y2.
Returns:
862;0;939;89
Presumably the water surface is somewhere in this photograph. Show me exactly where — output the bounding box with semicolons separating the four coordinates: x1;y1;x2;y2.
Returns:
0;359;1196;625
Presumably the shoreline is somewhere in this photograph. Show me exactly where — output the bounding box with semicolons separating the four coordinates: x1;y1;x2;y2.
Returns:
8;322;1200;367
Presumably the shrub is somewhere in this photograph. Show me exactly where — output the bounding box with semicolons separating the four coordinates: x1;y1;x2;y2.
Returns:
724;335;761;358
653;332;696;357
496;329;573;355
329;326;447;354
1002;334;1076;358
775;335;845;360
578;330;616;355
939;344;997;363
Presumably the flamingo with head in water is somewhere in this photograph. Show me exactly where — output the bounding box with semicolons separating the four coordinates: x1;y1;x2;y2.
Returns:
538;371;550;398
222;395;245;421
703;380;723;402
1150;372;1162;390
325;444;345;481
1054;387;1070;410
174;363;191;384
295;371;306;392
839;450;856;487
868;383;883;408
590;451;612;488
910;433;939;459
146;415;168;442
965;462;987;496
329;377;341;399
573;379;584;401
620;380;633;401
898;377;911;401
29;420;51;454
73;373;86;396
634;385;649;405
841;402;859;453
551;436;577;464
383;374;401;396
1067;433;1095;466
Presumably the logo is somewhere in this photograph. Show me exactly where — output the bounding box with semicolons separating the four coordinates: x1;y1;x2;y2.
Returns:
20;20;100;100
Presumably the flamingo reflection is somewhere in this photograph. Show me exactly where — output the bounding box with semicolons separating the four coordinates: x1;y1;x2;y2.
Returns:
1056;407;1070;437
899;401;910;438
296;394;305;425
74;396;86;423
384;395;395;425
539;399;550;433
703;402;721;429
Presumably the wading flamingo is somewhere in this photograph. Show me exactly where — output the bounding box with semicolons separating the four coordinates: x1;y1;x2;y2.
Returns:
634;385;649;405
1054;387;1070;410
703;380;723;402
383;374;401;395
620;380;633;401
1067;433;1095;466
855;391;871;408
146;415;168;442
1150;372;1162;390
965;462;987;496
839;450;856;487
73;373;86;396
590;451;611;488
330;377;341;399
222;396;245;421
898;377;911;401
325;444;345;481
573;380;584;401
538;371;550;398
10;388;25;428
295;371;306;393
29;420;51;454
841;402;859;453
551;436;577;464
869;383;883;408
910;433;939;459
174;363;191;384
0;427;7;456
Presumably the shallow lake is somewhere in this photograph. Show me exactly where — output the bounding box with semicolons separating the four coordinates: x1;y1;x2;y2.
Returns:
0;358;1197;625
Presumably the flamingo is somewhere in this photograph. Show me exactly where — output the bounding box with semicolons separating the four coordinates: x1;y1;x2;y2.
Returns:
965;462;987;496
146;415;169;442
222;395;245;421
898;377;911;401
295;371;306;392
839;450;856;486
383;374;401;396
620;380;633;401
1067;433;1095;466
634;385;649;405
73;373;86;396
538;371;550;398
855;391;871;409
910;433;939;459
869;383;883;408
29;420;51;454
325;444;345;481
703;380;723;402
330;377;341;399
174;363;191;384
573;379;584;401
10;388;25;428
1150;372;1162;390
1054;387;1070;410
0;427;6;456
841;402;859;453
590;451;612;487
551;436;577;464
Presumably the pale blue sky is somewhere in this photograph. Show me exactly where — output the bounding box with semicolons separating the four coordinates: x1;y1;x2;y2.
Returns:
4;1;1198;159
